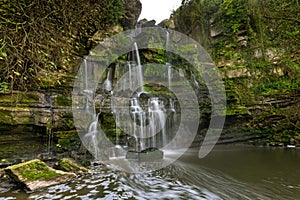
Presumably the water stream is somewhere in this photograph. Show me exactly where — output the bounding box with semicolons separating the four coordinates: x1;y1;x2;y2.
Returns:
1;145;299;199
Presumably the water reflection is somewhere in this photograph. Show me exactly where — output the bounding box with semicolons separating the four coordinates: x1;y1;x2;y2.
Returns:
1;146;299;199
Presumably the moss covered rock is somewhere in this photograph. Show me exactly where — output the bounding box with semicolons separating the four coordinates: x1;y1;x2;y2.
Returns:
54;158;90;174
4;159;76;191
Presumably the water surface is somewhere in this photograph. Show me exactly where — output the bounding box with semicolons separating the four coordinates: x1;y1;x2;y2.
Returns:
1;145;299;199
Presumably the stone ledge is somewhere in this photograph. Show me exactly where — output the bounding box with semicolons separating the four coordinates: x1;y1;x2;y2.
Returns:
4;159;76;191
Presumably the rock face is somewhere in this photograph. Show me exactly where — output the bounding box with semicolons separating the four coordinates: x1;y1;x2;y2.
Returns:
0;91;73;130
0;1;142;157
120;0;142;29
4;159;76;191
171;0;300;145
0;90;77;157
54;158;90;174
126;148;163;162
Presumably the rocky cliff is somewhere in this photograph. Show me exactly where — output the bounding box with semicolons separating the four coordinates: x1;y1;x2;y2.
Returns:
0;0;142;156
172;0;300;145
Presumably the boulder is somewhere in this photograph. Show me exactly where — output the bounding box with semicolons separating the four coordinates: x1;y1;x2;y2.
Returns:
158;19;175;29
120;0;142;29
4;159;76;191
53;158;90;174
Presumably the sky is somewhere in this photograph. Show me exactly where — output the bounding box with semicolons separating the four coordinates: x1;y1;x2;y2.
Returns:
138;0;182;23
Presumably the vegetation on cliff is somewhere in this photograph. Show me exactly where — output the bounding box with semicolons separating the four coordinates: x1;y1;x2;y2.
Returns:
0;0;124;90
172;0;300;145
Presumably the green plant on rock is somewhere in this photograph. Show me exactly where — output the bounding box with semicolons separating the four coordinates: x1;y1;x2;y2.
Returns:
16;160;62;181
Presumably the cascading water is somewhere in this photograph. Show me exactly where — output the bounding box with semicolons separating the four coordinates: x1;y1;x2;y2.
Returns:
103;67;113;91
167;63;172;89
130;98;146;151
127;61;133;90
70;25;226;174
83;31;179;163
85;113;100;160
82;59;94;113
148;97;167;147
133;42;144;93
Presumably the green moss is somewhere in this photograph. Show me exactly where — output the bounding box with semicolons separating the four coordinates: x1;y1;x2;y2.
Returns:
143;83;175;97
221;65;246;70
226;105;248;116
0;92;39;106
12;160;62;181
0;109;13;125
253;78;299;96
55;158;89;174
0;107;33;125
58;159;80;172
55;95;71;106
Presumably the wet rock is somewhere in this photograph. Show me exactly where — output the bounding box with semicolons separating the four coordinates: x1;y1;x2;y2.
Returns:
126;148;163;162
37;153;54;161
120;0;142;29
53;158;90;175
0;91;74;130
4;159;76;191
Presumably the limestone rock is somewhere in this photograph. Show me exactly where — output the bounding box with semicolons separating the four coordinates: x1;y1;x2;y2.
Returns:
126;148;163;162
4;159;76;191
138;19;156;27
158;19;175;29
91;25;123;44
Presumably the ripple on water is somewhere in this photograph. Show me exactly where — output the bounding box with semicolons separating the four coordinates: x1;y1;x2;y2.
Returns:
0;159;298;199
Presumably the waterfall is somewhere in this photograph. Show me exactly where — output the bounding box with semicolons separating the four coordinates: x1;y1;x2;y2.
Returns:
167;63;172;90
81;31;181;162
84;59;88;90
127;61;133;90
168;98;176;137
133;42;144;92
83;59;93;113
166;31;172;90
166;30;170;53
148;98;167;147
103;67;113;91
86;113;100;160
43;93;54;155
130;98;145;151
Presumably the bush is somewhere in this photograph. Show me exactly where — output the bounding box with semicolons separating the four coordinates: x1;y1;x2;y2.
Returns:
0;0;124;90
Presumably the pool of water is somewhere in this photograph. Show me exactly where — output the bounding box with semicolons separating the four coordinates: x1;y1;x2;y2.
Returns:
1;145;299;199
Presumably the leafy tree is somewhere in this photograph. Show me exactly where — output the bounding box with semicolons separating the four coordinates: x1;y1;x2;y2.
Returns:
0;0;124;90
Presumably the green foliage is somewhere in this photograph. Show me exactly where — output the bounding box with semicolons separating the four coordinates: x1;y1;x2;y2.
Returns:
173;0;300;64
0;79;8;91
0;0;124;90
55;95;71;106
250;101;300;145
172;0;300;144
254;78;299;96
152;49;167;64
56;131;79;152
